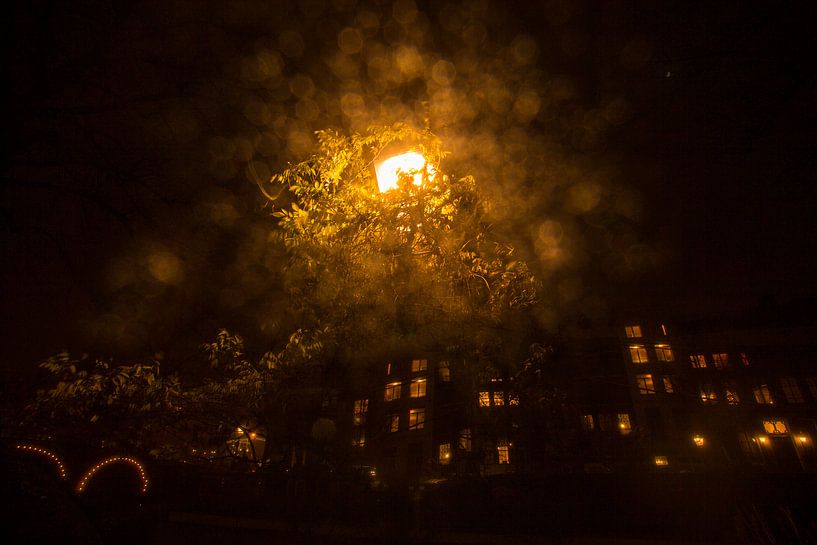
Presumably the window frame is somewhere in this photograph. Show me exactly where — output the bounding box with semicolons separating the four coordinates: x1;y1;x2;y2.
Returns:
410;378;427;398
654;344;674;362
629;345;649;364
384;381;402;402
636;374;656;395
411;358;428;373
408;408;426;430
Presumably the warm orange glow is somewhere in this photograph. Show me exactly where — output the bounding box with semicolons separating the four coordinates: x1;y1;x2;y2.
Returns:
654;456;669;466
692;435;705;447
76;456;148;494
374;151;435;193
797;435;808;444
15;444;68;480
757;435;768;445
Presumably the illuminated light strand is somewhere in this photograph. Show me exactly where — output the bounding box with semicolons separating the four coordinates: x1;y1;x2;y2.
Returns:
15;444;68;480
76;456;149;494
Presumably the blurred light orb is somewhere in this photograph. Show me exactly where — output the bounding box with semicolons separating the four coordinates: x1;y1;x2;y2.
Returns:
374;151;435;193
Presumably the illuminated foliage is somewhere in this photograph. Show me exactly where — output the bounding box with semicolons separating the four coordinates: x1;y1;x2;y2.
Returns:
267;124;539;357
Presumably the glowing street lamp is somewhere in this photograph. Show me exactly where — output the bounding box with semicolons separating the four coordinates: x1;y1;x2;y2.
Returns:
374;150;436;193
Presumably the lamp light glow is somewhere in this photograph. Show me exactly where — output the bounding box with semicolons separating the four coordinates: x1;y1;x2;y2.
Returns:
692;435;705;447
374;151;435;193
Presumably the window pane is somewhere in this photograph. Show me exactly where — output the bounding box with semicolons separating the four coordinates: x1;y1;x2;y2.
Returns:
478;391;490;407
753;384;773;404
762;420;788;434
725;382;741;404
385;382;402;401
662;376;675;393
389;414;400;432
438;360;451;382
582;415;595;430
411;359;428;372
497;445;510;464
655;345;674;362
439;443;452;464
408;408;425;430
689;354;707;369
712;353;729;370
493;391;505;406
618;413;632;435
410;379;427;398
458;429;472;451
625;325;642;338
637;374;656;395
629;345;648;363
700;384;718;403
352;428;365;447
353;399;369;425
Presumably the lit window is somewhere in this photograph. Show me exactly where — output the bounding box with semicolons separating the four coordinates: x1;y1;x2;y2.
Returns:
655;345;674;362
662;376;675;393
353;399;369;425
388;414;400;433
493;392;505;406
700;384;718;403
618;413;632;435
386;362;392;375
692;435;705;447
582;414;595;430
753;384;773;405
352;428;365;447
625;325;642;338
439;443;452;464
629;345;648;363
408;408;425;430
508;394;520;406
740;353;750;366
654;456;669;466
478;391;491;407
762;420;788;435
438;360;451;382
497;442;510;464
712;353;729;370
689;354;707;369
725;381;741;405
410;379;427;398
411;359;428;372
636;374;656;395
458;429;472;451
660;323;668;336
385;382;402;401
780;377;804;403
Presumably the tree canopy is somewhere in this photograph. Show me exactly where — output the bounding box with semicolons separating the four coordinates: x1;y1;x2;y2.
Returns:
267;124;539;360
20;125;544;467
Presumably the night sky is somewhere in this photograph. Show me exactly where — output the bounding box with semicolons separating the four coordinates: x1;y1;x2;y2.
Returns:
5;0;817;372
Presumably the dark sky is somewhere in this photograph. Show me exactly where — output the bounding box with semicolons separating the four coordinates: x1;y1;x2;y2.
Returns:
4;0;817;369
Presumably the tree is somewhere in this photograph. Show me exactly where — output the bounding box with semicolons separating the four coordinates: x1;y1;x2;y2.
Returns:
267;123;539;363
19;125;545;469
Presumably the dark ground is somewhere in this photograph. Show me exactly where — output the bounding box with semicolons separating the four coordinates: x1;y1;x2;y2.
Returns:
4;444;816;545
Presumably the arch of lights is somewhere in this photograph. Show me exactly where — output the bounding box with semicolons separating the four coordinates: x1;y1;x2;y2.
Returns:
76;456;148;494
15;444;68;480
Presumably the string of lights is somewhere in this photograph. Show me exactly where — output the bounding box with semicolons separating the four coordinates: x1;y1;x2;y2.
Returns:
76;456;148;495
15;444;68;480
